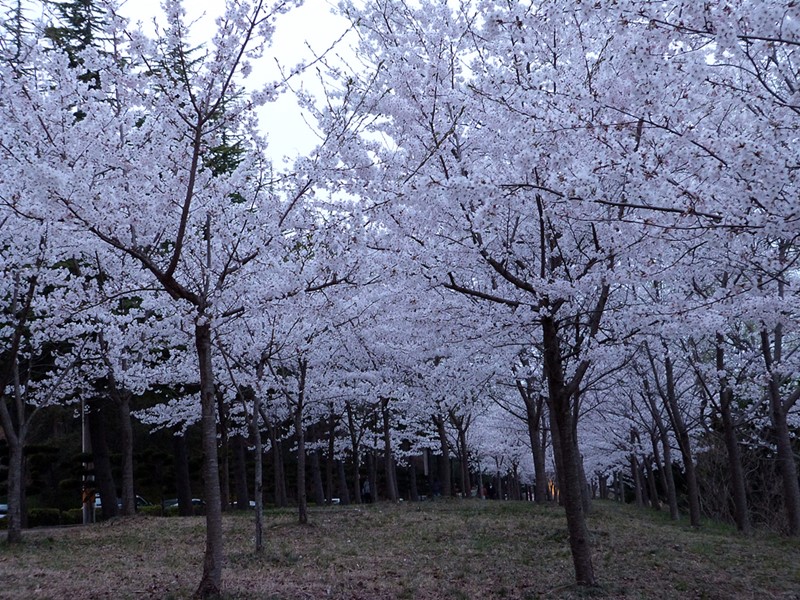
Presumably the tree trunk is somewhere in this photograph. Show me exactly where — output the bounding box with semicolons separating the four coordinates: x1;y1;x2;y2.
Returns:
662;355;701;527
295;410;308;524
715;336;751;533
760;327;800;536
5;437;24;543
769;393;800;535
409;459;419;502
523;392;548;504
337;460;351;505
542;316;595;586
631;452;643;508
311;449;326;506
268;421;288;508
217;394;230;512
433;414;451;497
346;401;362;504
294;361;308;525
645;460;660;511
382;398;399;502
251;392;264;553
457;426;471;498
550;390;595;585
118;393;135;516
643;379;679;520
88;397;118;519
326;413;336;504
193;322;224;600
232;435;250;510
367;451;378;503
174;432;194;517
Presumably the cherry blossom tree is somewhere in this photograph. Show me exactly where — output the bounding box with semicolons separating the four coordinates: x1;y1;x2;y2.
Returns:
0;0;309;594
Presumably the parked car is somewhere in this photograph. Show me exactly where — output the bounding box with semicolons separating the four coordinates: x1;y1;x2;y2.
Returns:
94;495;152;510
0;503;7;519
163;498;204;508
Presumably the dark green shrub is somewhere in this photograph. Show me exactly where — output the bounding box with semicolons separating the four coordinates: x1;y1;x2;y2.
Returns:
139;505;163;517
62;508;83;525
28;508;61;527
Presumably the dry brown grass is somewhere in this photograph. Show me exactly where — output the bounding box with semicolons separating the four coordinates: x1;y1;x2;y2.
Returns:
1;500;798;599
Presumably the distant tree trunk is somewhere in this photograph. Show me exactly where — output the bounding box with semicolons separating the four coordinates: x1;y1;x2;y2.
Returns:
448;409;472;498
719;392;750;533
88;397;118;519
760;326;800;536
174;432;193;517
409;459;419;502
643;379;679;520
631;454;642;507
645;460;660;511
265;416;288;508
367;451;378;503
295;359;308;525
250;391;264;553
648;435;665;512
4;436;24;543
193;321;224;599
615;471;623;503
217;393;230;512
663;355;701;528
326;412;336;504
337;460;351;505
433;414;451;497
521;388;548;504
311;449;326;506
382;398;399;502
232;435;250;510
345;401;362;504
599;475;608;500
117;392;135;516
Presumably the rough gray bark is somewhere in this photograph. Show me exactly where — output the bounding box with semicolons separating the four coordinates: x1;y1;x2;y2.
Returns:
193;322;224;599
542;316;595;586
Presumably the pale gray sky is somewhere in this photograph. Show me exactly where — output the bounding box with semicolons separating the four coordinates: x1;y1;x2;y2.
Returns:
118;0;352;163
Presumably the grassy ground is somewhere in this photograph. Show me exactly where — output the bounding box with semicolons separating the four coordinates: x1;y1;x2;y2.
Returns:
0;499;798;599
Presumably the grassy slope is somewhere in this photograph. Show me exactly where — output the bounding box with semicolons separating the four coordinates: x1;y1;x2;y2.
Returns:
0;500;798;599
